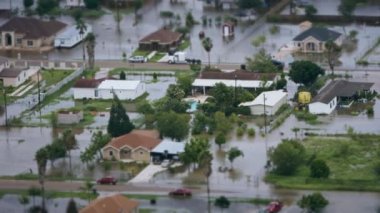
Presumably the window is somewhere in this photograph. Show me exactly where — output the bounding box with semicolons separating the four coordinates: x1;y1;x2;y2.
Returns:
27;40;33;46
16;38;22;44
109;151;113;156
140;151;143;155
24;72;26;77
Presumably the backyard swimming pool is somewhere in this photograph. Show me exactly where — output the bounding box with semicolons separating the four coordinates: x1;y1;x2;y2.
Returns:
187;101;199;113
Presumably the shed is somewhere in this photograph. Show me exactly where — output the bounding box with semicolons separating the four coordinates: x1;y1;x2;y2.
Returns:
57;110;83;124
150;140;185;162
222;22;234;37
240;90;288;115
97;79;145;100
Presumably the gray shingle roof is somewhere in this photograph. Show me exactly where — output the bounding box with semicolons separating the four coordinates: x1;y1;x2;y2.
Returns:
312;80;374;104
0;68;25;78
293;27;341;42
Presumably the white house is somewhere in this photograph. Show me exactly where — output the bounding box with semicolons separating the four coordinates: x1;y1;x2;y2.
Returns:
73;78;102;99
66;0;85;7
0;68;29;87
192;70;277;95
54;24;92;48
240;90;288;115
97;80;145;100
309;80;374;115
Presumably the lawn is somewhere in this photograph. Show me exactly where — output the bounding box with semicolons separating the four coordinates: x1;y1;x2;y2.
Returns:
41;69;74;88
266;135;380;191
178;39;191;51
148;52;166;62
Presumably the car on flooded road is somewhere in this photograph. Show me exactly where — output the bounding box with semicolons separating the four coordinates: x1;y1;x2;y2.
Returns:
169;188;192;197
96;176;117;185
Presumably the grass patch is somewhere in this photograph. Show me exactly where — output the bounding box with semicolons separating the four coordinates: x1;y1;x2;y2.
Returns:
178;39;190;51
0;189;98;200
83;9;106;19
266;134;380;192
132;49;150;57
148;52;166;62
270;104;292;132
139;209;155;213
294;110;320;124
123;194;159;200
41;69;74;88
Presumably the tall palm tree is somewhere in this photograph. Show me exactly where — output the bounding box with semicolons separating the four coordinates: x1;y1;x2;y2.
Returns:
325;39;341;77
202;37;213;68
35;147;48;211
86;33;96;70
61;129;77;178
76;19;87;63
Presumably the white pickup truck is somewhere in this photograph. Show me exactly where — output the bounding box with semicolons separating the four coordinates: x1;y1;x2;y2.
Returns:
167;51;201;65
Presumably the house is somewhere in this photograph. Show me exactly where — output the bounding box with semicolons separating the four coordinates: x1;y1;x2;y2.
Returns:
102;130;161;163
73;79;144;100
0;17;66;51
54;24;92;48
66;0;85;7
0;57;9;70
203;0;237;10
0;68;29;87
240;90;288;115
192;70;277;95
80;194;139;213
151;140;185;162
57;110;83;124
293;24;343;53
73;78;102;99
97;79;145;100
309;80;374;114
139;28;182;52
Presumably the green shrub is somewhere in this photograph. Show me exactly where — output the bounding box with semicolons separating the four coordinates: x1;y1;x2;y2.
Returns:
247;128;255;137
310;159;330;178
374;161;380;177
236;127;245;137
269;25;280;34
367;106;374;116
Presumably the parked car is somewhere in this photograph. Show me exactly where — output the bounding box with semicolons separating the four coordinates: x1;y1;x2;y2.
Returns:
96;176;117;185
128;55;147;63
169;188;192;197
161;159;171;168
266;201;283;213
271;60;285;71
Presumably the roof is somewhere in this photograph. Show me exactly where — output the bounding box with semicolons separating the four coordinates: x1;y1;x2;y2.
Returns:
0;68;25;78
80;194;139;213
293;27;341;42
198;70;277;81
240;90;287;107
0;9;11;19
55;24;92;39
0;17;66;39
74;79;102;88
151;140;185;155
97;80;142;90
0;56;8;65
192;79;273;88
140;28;182;44
312;80;374;104
105;130;160;151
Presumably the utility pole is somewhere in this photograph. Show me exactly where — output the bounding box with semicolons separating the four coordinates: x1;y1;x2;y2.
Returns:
234;74;237;104
37;70;41;107
2;84;8;127
263;93;267;135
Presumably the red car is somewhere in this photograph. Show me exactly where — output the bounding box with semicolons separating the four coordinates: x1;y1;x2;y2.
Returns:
96;176;117;185
266;201;283;213
169;188;192;197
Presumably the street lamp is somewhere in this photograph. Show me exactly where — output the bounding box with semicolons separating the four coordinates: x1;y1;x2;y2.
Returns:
1;80;8;127
234;74;237;104
263;93;267;135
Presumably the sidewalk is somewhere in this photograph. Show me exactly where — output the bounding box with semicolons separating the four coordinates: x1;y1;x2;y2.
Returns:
129;164;167;183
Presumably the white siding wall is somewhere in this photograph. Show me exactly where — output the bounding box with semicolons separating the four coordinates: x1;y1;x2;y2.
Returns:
309;97;337;114
97;83;145;100
73;88;96;99
249;94;288;115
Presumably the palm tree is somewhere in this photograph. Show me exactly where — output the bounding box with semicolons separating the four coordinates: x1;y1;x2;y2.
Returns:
35;147;48;211
325;40;341;77
86;33;96;70
202;37;213;68
227;147;244;169
80;180;95;203
201;151;213;213
61;129;77;178
76;18;87;63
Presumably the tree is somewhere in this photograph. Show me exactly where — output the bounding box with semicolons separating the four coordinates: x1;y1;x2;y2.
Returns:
80;131;111;166
107;94;135;137
238;0;262;9
157;111;189;141
215;132;226;149
177;74;193;96
325;40;341;77
338;0;365;19
269;140;306;175
374;161;380;177
246;49;279;73
297;192;329;213
305;5;317;19
19;194;30;212
202;37;213;67
119;70;126;80
133;0;143;24
86;33;96;70
186;12;195;28
214;196;230;212
214;111;232;133
46;139;66;168
166;84;185;100
80;180;95;204
227;147;244;169
66;198;78;213
136;100;155;114
28;186;41;207
211;83;234;112
60;129;77;177
84;0;99;9
36;0;58;15
180;137;210;169
23;0;34;9
289;61;325;86
35;147;48;211
310;159;330;178
76;19;87;63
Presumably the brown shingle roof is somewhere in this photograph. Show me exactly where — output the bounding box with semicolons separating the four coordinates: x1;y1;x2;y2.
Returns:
140;28;182;44
0;68;25;78
312;80;374;104
106;130;160;150
80;194;139;213
74;79;102;88
0;17;66;39
199;70;277;81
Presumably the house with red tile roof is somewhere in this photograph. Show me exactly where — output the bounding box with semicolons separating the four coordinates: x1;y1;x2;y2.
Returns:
0;17;66;51
102;130;161;163
139;28;182;52
80;194;139;213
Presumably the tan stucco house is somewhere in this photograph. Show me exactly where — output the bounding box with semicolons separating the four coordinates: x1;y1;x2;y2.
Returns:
102;130;161;163
0;17;66;51
80;194;139;213
293;25;342;53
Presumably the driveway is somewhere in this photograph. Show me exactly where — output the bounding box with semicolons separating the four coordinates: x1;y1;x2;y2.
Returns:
129;164;167;183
